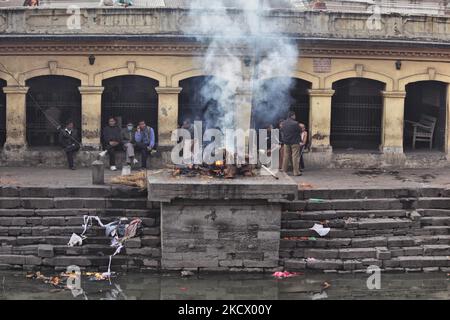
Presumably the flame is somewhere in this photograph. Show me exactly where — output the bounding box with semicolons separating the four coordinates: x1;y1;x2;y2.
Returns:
215;160;224;167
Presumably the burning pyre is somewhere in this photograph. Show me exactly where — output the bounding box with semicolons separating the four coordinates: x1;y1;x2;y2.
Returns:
172;159;255;179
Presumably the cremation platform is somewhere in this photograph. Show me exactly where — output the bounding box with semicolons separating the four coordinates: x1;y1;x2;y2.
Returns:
148;170;298;271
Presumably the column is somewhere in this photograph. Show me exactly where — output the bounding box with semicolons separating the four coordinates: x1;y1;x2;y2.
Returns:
308;89;335;152
235;87;253;134
3;86;29;150
381;91;406;154
446;84;450;155
78;86;104;150
155;86;182;146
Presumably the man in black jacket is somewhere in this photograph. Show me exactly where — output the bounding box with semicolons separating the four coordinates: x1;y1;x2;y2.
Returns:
58;120;80;170
280;111;302;176
99;117;122;171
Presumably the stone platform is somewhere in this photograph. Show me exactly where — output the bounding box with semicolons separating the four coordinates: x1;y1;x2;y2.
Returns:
148;171;298;271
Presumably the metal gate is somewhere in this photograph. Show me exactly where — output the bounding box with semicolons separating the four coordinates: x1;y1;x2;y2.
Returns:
101;76;158;143
331;79;384;150
26;76;81;147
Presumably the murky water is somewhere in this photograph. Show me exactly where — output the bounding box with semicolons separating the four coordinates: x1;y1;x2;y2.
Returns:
0;271;448;300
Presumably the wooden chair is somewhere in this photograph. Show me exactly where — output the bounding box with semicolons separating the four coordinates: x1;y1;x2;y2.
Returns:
405;115;437;150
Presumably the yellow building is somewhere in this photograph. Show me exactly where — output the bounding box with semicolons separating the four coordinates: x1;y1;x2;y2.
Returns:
1;3;450;168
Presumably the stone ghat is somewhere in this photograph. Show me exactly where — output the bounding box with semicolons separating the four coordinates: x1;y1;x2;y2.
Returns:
281;187;450;273
0;186;161;272
0;184;449;273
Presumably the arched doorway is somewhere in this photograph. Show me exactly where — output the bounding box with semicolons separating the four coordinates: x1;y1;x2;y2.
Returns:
179;76;233;130
0;79;6;147
26;76;81;147
101;75;158;142
403;81;447;151
252;77;311;130
331;78;384;150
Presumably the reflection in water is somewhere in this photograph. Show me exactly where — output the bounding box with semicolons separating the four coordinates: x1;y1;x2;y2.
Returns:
0;271;448;300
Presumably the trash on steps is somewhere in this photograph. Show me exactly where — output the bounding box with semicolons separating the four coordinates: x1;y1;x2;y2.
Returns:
309;223;331;237
66;215;142;278
181;270;195;277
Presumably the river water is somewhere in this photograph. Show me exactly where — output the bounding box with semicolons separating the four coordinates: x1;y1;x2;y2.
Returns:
0;271;448;300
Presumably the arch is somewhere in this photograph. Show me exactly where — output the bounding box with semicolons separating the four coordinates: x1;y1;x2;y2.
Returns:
171;68;211;87
399;72;450;91
331;78;385;150
0;70;15;85
25;75;82;147
94;67;166;87
21;67;89;86
403;80;447;151
259;70;320;89
325;69;394;91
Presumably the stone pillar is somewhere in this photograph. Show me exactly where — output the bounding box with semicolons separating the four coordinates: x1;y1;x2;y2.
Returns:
235;87;253;134
381;91;406;154
78;86;104;150
155;87;182;147
3;86;29;150
446;84;450;156
308;89;335;152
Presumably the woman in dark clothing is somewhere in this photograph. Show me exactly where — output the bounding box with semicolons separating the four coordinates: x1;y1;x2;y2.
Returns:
58;120;80;170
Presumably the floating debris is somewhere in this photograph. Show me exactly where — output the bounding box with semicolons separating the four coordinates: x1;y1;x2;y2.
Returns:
272;271;303;279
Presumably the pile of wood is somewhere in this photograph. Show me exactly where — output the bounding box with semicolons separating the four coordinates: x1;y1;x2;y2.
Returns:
110;171;147;189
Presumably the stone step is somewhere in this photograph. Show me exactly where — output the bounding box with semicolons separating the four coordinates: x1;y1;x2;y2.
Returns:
283;197;450;212
281;245;450;261
417;209;450;217
282;210;408;220
0;225;160;237
280;235;450;250
0;235;160;247
0;186;146;198
0;197;149;209
282;255;450;271
297;188;446;200
0;215;157;227
282;217;415;230
384;256;450;269
414;226;450;236
283;198;407;211
420;216;450;226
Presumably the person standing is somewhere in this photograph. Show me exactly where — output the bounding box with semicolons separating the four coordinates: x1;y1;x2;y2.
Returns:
121;120;138;166
58;120;80;170
100;117;122;171
299;123;308;172
280;111;302;176
134;120;155;170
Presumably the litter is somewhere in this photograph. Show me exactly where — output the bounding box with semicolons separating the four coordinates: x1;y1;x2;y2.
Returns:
308;237;317;241
272;271;303;279
306;257;317;263
309;223;331;237
312;291;328;300
322;281;331;290
309;198;325;203
299;183;314;189
181;270;195;277
67;215;142;278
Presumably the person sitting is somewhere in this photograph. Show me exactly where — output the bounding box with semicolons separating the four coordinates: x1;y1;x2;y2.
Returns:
99;117;122;171
58;120;80;170
134;120;155;170
121;120;139;166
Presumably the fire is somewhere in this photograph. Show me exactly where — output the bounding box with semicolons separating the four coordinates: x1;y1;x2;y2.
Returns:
215;160;224;167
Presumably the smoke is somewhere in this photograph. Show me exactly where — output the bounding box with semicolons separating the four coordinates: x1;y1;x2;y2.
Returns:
184;0;299;131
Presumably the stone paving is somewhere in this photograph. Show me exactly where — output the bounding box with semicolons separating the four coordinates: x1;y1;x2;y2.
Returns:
1;166;450;189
